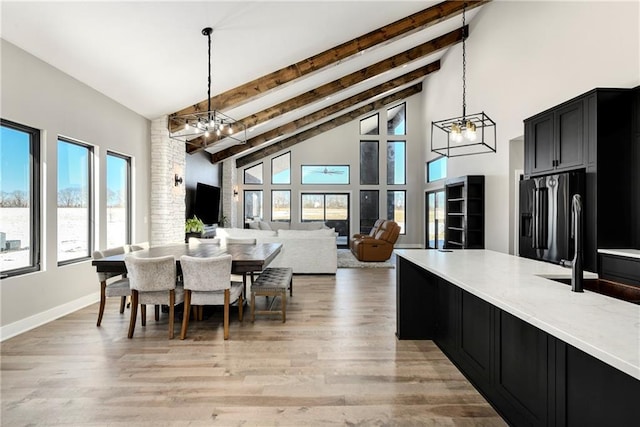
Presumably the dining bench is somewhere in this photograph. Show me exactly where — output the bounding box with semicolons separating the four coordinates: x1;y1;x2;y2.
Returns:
250;267;293;323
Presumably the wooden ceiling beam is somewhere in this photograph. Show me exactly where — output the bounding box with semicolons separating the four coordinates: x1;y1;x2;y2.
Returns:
187;25;465;153
210;61;440;163
234;83;423;169
168;0;489;132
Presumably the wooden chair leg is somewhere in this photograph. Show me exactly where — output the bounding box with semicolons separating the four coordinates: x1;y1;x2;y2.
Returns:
290;277;293;297
141;304;147;326
119;296;126;314
97;281;107;327
198;306;203;321
180;290;191;340
168;289;175;339
238;294;244;322
127;290;138;338
154;304;160;321
223;289;230;340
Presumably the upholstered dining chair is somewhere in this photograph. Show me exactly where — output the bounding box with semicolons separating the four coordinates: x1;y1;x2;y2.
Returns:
93;246;131;327
124;254;183;339
225;237;258;294
179;254;244;340
128;241;150;252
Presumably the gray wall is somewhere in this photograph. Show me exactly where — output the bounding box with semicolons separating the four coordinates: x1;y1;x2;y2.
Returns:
0;39;150;336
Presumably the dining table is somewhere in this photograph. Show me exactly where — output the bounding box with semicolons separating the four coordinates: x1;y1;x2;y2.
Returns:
92;242;283;294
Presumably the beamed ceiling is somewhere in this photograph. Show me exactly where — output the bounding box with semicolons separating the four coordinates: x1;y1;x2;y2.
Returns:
1;1;490;166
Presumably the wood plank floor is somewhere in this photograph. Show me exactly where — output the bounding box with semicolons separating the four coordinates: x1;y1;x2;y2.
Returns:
1;267;505;426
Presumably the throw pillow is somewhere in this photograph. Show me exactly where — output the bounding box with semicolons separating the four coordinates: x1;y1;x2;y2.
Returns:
259;221;272;230
248;222;260;230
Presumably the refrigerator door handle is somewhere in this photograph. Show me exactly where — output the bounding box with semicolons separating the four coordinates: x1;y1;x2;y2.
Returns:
533;188;539;248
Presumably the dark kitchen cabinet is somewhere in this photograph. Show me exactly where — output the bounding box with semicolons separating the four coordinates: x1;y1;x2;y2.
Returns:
598;253;640;286
444;175;484;249
524;88;636;273
396;257;640;427
525;99;584;175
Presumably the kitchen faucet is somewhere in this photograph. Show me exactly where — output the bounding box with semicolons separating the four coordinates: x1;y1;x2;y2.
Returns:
570;194;584;292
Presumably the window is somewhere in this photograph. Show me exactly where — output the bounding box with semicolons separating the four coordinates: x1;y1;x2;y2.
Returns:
301;165;349;184
271;190;291;222
301;193;350;243
0;119;40;277
58;137;93;264
244;163;263;184
244;190;263;222
106;152;131;248
387;141;406;185
426;190;446;248
387;190;406;234
427;156;447;182
359;190;379;234
271;152;291;184
359;141;379;185
359;113;379;135
387;103;406;135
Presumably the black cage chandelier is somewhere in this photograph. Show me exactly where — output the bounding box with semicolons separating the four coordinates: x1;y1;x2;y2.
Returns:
168;27;246;145
431;5;496;158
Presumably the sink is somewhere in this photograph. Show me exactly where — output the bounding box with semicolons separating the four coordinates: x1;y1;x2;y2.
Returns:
548;278;640;305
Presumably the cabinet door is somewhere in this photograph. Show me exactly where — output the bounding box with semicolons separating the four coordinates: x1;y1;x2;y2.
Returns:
458;290;492;383
527;113;555;175
555;99;584;171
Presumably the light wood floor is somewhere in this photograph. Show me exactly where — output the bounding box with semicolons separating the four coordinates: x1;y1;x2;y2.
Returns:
1;267;505;426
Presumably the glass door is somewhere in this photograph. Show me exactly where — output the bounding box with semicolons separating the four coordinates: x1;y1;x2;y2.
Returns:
301;193;349;246
426;190;445;249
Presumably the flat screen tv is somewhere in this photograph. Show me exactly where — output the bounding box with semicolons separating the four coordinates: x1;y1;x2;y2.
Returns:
194;182;220;225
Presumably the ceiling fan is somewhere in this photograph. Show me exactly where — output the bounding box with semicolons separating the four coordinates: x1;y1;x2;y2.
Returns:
312;167;345;175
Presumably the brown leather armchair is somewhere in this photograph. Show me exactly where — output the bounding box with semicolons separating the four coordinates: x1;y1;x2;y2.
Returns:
350;220;401;262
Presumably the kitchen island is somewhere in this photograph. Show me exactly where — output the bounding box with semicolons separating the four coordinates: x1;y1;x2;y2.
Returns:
395;249;639;427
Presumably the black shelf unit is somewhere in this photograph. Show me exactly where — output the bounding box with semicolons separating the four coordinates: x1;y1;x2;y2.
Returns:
444;175;485;249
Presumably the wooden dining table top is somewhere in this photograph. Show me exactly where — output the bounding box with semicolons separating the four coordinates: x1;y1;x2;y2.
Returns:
91;242;282;274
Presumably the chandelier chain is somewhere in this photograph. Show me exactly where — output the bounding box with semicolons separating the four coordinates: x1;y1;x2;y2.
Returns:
206;29;212;117
462;5;466;119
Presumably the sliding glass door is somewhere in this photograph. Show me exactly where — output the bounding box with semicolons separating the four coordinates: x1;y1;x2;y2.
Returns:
301;193;349;246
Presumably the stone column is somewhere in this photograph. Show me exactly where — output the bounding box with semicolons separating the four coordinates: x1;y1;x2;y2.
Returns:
150;115;185;245
222;159;238;228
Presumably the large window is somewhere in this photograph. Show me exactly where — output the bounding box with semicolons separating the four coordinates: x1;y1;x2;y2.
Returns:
359;141;379;185
426;190;445;249
387;190;406;234
302;193;349;243
0;119;40;277
271;152;291;185
301;165;349;185
106;152;131;248
244;190;263;222
427;156;447;182
58;137;93;264
271;190;291;222
387;103;406;135
387;141;406;185
359;190;379;234
244;163;263;184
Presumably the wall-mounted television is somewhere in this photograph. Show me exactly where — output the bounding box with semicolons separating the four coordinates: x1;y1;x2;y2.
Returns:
194;182;220;225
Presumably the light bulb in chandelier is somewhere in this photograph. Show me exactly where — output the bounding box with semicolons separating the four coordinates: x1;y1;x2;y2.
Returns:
227;125;234;135
464;120;477;141
216;127;221;136
451;122;463;142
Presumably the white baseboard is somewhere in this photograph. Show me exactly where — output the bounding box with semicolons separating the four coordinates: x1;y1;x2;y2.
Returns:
0;292;99;342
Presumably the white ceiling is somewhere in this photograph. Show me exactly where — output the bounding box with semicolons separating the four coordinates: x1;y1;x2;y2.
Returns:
1;1;481;156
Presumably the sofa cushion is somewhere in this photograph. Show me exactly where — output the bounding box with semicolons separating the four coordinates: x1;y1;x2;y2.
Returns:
248;222;260;229
216;228;277;239
277;228;336;238
290;222;325;231
269;221;291;231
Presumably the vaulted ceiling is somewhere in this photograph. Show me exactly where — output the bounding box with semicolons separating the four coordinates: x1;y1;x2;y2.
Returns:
1;1;489;165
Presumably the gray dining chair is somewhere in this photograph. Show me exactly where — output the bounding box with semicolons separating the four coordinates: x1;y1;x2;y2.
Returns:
124;254;183;339
179;254;243;340
225;237;258;294
93;246;131;326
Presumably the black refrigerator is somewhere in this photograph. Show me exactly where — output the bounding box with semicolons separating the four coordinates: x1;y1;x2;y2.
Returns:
519;170;585;265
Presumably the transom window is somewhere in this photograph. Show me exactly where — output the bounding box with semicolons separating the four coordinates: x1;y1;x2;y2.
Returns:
301;165;349;185
244;163;263;184
271;152;291;185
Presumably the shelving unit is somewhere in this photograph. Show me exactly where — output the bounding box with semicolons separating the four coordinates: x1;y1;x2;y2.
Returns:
444;175;485;249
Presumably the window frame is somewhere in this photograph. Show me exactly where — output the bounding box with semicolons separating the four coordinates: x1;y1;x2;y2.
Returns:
386;140;406;185
387;189;406;235
427;156;448;183
0;119;41;278
106;151;132;248
243;189;264;222
271;189;291;222
57;136;94;266
243;162;264;185
301;165;350;185
271;152;291;185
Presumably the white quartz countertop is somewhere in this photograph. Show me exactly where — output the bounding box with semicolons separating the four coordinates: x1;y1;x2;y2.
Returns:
394;249;640;381
598;249;640;260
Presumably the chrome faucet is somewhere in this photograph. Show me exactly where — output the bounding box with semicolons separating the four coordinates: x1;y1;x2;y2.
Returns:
570;194;584;292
